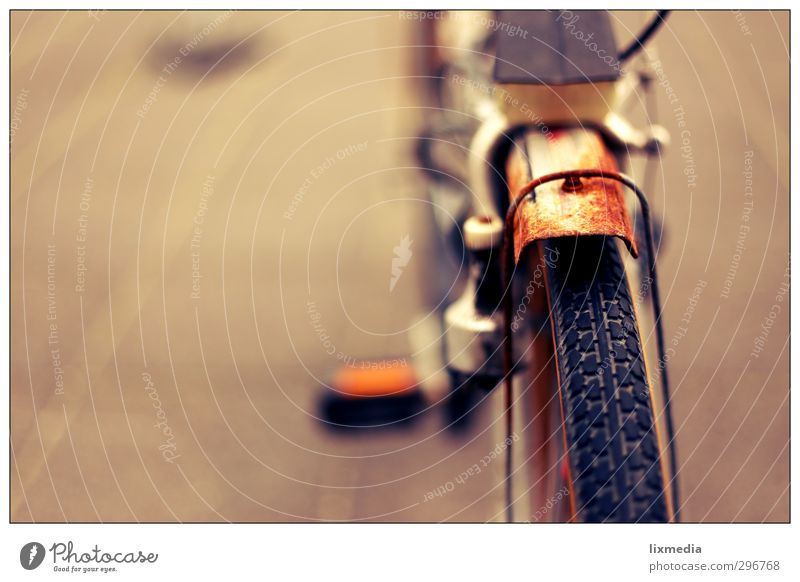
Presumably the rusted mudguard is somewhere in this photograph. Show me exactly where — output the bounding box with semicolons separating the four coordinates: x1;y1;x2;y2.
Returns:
506;128;638;262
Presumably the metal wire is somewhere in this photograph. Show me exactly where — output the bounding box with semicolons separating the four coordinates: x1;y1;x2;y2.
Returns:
618;10;670;64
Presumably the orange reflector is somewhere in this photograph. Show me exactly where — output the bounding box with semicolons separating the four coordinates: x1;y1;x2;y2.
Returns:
332;361;418;398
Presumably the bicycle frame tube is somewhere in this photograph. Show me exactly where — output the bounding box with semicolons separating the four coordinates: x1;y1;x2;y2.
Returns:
505;127;638;262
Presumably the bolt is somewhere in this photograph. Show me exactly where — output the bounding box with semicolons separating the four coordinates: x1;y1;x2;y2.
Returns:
562;176;584;192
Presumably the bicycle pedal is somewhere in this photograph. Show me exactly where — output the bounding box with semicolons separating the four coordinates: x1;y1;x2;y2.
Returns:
318;360;424;429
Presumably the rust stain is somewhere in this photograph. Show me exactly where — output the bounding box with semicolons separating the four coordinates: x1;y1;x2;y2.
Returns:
507;129;638;262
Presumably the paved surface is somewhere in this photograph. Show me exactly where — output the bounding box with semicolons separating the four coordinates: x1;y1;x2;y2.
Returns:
11;11;788;522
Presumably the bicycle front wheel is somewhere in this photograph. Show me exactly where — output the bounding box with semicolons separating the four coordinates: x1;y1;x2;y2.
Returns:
542;235;673;522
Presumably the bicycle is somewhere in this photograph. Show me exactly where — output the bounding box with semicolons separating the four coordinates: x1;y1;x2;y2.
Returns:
323;10;677;523
413;9;677;523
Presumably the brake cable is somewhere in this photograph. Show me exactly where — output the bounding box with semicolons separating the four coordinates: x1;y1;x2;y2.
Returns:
618;10;670;64
500;169;680;523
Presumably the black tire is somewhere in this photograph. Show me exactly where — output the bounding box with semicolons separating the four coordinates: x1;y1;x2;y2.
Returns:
542;235;671;523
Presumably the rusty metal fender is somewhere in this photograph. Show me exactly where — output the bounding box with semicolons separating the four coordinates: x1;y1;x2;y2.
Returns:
505;128;638;263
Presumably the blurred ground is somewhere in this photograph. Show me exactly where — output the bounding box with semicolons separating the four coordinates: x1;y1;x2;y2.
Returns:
10;10;789;522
